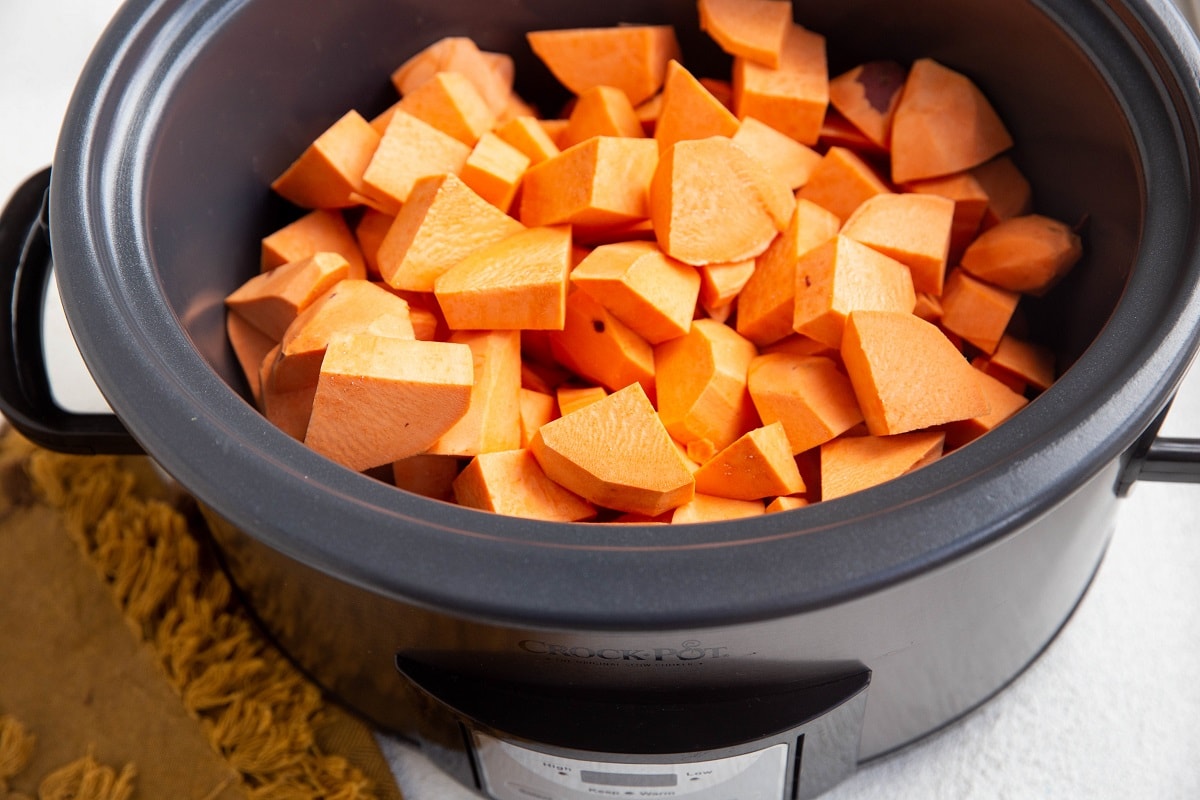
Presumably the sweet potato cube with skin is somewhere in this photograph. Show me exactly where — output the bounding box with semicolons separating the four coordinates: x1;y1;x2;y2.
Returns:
796;146;891;222
698;0;793;68
361;110;472;213
434;225;572;331
377;173;525;293
942;370;1029;450
654;61;741;154
840;193;955;296
732;24;828;146
273;280;415;392
227;311;276;404
519;388;558;447
827;60;907;150
747;353;863;454
651;136;793;266
737;198;841;347
271;111;381;209
392;454;462;502
459;132;531;214
530;383;695;517
225;252;351;341
694;422;805;501
548;290;656;400
699;259;756;310
396;70;496;146
570;240;701;344
526;25;681;107
262;209;367;279
939;267;1020;354
820;431;946;500
655;319;761;452
671;494;765;524
792;235;916;349
890;58;1014;184
971;155;1034;227
454;449;596;522
304;334;474;471
905;171;990;265
731;117;823;191
494;116;562;165
990;334;1056;392
959;214;1083;295
391;37;513;115
841;310;990;436
561;86;645;149
519;137;659;230
428;330;522;457
766;495;809;513
556;385;608;417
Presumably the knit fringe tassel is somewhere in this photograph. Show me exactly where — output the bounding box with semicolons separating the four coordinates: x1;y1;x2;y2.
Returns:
18;441;382;800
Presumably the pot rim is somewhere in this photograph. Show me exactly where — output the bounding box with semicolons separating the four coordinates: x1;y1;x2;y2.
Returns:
48;0;1200;630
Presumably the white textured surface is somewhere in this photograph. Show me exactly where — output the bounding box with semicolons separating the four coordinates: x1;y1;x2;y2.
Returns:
6;2;1200;798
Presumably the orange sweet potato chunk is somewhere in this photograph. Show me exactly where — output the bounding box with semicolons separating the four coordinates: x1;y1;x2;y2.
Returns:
654;60;741;154
827;60;907;149
453;449;597;521
655;319;761;452
561;86;646;148
841;310;989;436
304;333;475;471
376;173;525;293
747;352;863;454
530;383;695;516
731;116;823;191
939;267;1020;354
391;36;513;115
795;145;891;221
548;289;656;401
396;70;497;146
428;329;522;457
434;225;572;331
261;209;367;278
731;23;828;146
271;111;381;209
494;115;562;165
693;421;805;500
840;193;955;296
526;25;681;107
570;240;701;344
941;369;1029;450
225;252;351;341
360;109;472;213
650;135;793;266
671;494;765;524
698;0;793;68
890;58;1014;184
792;235;916;349
959;214;1083;295
820;431;946;500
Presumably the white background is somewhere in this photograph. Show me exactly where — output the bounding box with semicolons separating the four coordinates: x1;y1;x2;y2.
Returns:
3;1;1199;798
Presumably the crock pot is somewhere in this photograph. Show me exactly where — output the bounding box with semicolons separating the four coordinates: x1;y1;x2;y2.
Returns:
4;0;1200;797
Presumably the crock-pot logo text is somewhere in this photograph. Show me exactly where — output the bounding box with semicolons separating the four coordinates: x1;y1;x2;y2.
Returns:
518;639;729;663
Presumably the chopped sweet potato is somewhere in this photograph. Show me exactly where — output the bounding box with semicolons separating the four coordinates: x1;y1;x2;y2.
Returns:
747;352;863;454
671;494;765;524
731;116;823;190
395;70;497;146
494;115;562;165
271;111;381;209
548;289;656;401
959;214;1083;295
262;209;367;278
939;267;1020;354
529;383;695;516
434;225;572;331
526;25;681;107
820;431;946;500
795;145;891;221
654;60;741;153
570;240;701;344
841;310;989;436
971;155;1034;227
556;384;608;417
392;454;463;502
792;235;917;348
391;37;514;115
427;329;523;457
458;131;531;214
698;0;793;68
454;449;597;521
890;58;1014;184
650;135;793;266
693;421;805;500
827;60;907;149
360;109;472;213
941;369;1029;450
561;85;645;148
225;252;351;341
840;193;955;296
304;333;475;471
376;173;525;292
655;319;761;452
732;23;828;145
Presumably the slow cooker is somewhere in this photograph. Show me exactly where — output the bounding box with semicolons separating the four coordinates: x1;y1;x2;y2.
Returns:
4;0;1200;798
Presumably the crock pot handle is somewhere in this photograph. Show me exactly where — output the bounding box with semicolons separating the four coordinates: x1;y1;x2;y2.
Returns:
0;167;142;455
